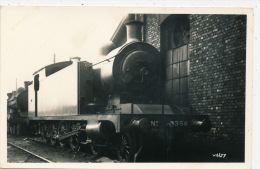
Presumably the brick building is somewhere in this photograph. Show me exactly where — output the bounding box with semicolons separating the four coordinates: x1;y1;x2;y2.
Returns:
135;14;246;162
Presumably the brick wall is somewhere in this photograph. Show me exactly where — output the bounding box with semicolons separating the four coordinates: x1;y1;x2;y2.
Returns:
144;14;161;51
143;14;246;161
188;15;246;161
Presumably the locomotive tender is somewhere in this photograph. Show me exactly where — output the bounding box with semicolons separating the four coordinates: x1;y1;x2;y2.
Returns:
7;17;211;162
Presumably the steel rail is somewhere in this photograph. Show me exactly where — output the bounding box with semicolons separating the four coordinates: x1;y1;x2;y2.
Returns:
26;137;45;144
7;142;54;163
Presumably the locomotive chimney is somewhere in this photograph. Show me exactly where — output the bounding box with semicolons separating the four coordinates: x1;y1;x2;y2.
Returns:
125;20;143;43
99;14;142;56
7;93;12;99
24;81;30;90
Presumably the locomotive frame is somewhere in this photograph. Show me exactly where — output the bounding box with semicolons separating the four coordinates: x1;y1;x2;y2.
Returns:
6;14;212;162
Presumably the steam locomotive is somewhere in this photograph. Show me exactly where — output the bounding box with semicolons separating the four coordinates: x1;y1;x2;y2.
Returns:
7;19;211;162
7;84;30;135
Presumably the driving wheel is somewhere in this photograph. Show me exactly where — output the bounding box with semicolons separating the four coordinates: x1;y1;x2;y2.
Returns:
117;132;136;162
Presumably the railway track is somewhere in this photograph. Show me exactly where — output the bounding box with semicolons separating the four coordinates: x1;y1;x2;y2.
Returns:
25;137;46;144
8;142;54;163
7;135;117;163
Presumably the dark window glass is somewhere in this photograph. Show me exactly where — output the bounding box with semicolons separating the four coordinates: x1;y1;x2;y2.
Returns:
179;45;188;61
172;49;179;63
172;94;180;107
166;50;172;65
182;45;188;60
161;15;190;108
172;63;179;78
166;65;173;80
178;47;183;61
165;80;172;94
180;77;188;92
180;61;188;76
172;79;179;94
180;93;189;107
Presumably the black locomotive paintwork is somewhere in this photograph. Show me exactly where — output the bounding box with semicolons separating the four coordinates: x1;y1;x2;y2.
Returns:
7;20;211;162
120;114;211;133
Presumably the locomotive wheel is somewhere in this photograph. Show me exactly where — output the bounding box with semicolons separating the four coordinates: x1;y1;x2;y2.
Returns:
41;125;49;144
41;132;50;144
69;135;80;151
16;123;21;135
59;141;65;148
12;124;16;135
40;123;49;144
58;121;67;148
165;127;174;161
50;132;58;146
50;124;58;146
89;143;99;155
117;133;136;162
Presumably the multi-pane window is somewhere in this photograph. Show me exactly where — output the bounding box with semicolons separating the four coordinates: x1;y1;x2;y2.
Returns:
161;16;190;108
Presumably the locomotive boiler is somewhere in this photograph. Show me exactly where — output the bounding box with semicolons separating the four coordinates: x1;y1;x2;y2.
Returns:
7;82;31;135
9;18;211;162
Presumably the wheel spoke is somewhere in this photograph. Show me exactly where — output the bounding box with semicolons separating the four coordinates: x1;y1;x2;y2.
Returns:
90;143;99;155
117;133;135;162
69;136;79;151
58;121;69;147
